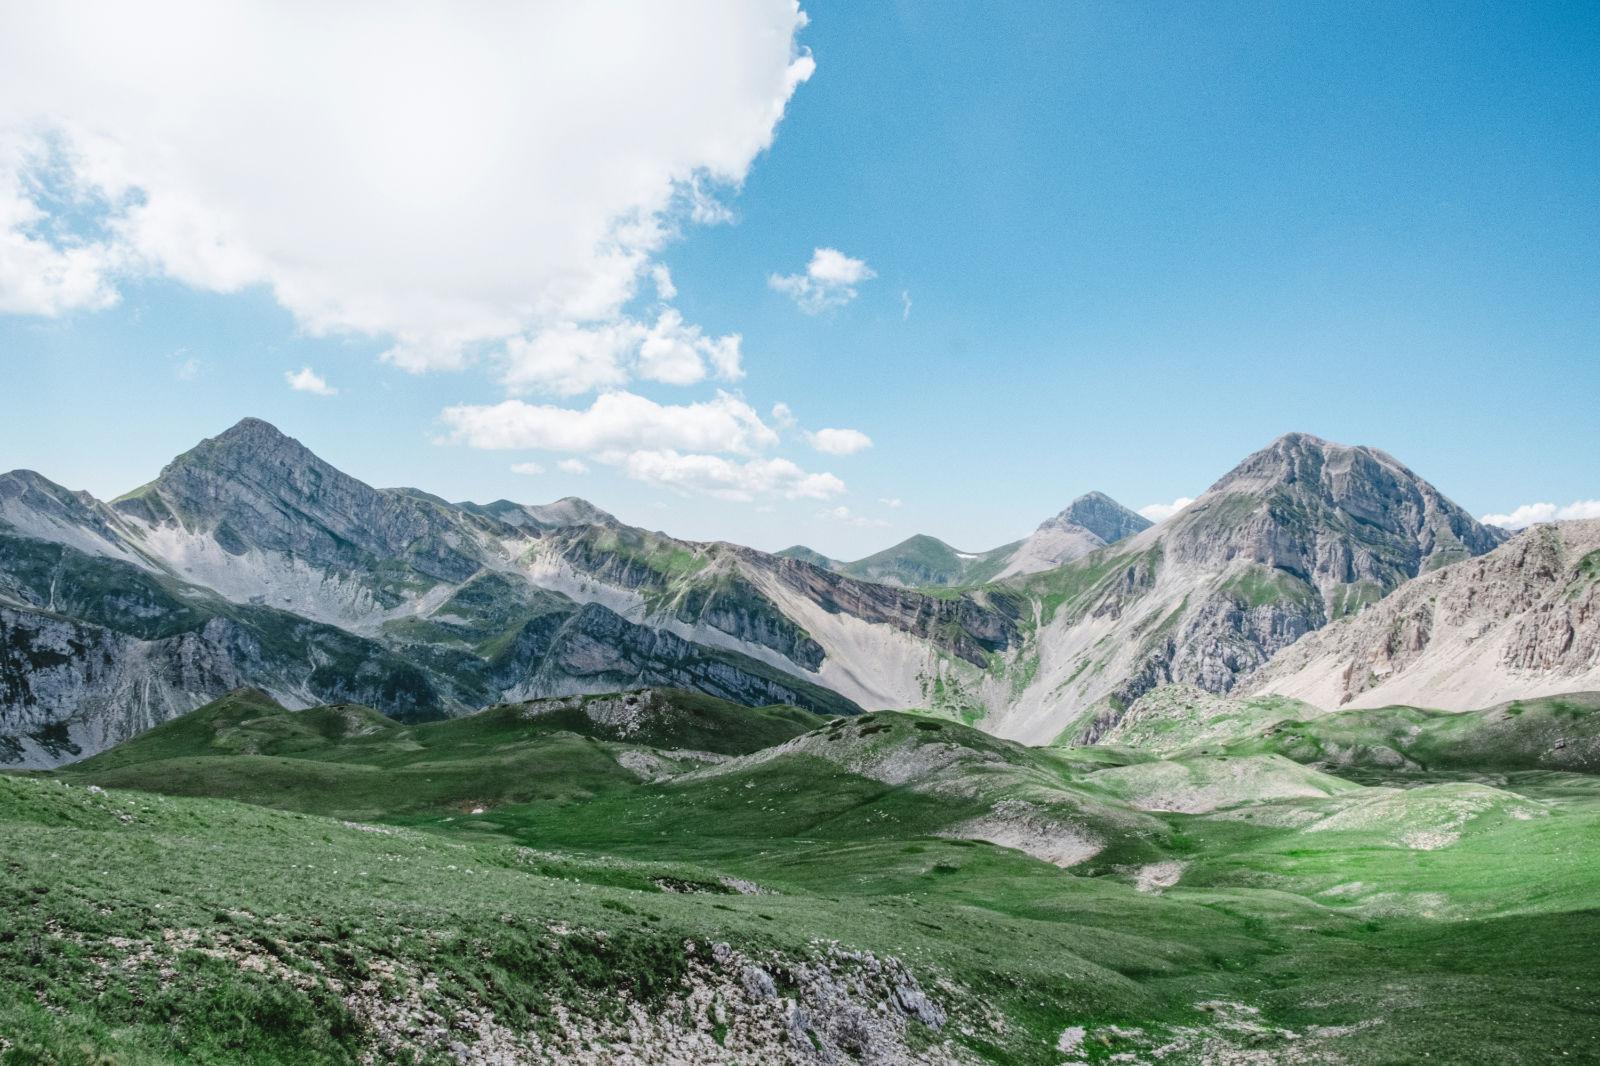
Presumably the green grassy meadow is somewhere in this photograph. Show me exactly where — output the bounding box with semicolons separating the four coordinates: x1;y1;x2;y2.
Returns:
3;687;1598;1063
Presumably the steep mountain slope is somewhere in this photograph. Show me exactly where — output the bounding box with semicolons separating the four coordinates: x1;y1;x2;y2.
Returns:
1244;519;1600;710
0;505;858;766
978;433;1505;743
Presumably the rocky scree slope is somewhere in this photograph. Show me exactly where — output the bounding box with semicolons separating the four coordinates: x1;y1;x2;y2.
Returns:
1244;518;1600;710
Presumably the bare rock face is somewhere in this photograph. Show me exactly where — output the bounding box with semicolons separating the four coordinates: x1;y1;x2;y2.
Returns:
992;492;1154;582
1048;491;1152;546
114;417;486;583
1162;432;1503;591
1245;519;1600;710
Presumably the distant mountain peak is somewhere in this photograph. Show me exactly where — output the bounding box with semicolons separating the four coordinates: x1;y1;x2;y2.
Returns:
217;416;289;439
1042;492;1152;544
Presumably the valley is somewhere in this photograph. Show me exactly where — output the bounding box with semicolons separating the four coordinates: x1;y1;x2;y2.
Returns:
3;419;1597;1063
3;685;1597;1063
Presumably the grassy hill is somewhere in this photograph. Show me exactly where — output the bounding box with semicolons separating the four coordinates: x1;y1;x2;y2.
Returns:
58;687;827;820
6;688;1600;1062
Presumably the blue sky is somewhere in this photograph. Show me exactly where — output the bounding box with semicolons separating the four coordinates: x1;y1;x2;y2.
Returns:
1;1;1596;556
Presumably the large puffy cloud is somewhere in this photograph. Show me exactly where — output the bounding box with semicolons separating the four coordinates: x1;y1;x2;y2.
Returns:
769;247;874;313
0;2;813;371
440;391;780;456
1481;500;1600;530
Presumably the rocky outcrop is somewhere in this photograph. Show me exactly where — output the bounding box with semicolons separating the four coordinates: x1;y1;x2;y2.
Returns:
500;602;859;718
750;551;1022;666
1244;519;1600;710
1161;433;1504;595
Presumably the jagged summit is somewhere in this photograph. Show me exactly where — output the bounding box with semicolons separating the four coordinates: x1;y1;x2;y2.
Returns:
1164;431;1506;577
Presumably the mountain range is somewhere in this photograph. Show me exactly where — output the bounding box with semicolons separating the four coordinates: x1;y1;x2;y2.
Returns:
7;417;1592;767
777;491;1153;587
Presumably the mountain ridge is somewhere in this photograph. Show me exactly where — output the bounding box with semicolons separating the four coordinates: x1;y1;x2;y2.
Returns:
1;419;1516;763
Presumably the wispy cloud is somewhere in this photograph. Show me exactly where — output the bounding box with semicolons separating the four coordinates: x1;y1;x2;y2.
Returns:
769;247;875;313
1481;500;1600;529
817;505;889;528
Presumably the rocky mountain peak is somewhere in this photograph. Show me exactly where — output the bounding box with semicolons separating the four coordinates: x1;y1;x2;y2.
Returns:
1043;492;1152;544
523;496;617;528
1165;432;1504;575
113;417;484;583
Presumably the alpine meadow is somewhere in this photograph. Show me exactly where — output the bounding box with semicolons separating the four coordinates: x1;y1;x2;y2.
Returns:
2;4;1598;1065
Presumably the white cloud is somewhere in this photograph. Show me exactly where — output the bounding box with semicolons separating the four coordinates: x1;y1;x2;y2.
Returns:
649;264;677;301
500;321;637;396
510;461;545;476
497;309;741;395
879;497;903;509
441;390;847;502
620;450;843;502
1481;500;1600;529
285;366;336;396
173;354;200;380
900;290;912;320
807;427;873;455
1138;497;1194;523
817;505;889;528
637;308;743;385
440;390;779;456
0;2;813;370
769;247;875;313
0;141;125;315
771;402;797;428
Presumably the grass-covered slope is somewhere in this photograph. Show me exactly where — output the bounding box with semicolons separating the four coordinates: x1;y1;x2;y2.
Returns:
10;688;1600;1063
1222;692;1600;774
60;688;827;820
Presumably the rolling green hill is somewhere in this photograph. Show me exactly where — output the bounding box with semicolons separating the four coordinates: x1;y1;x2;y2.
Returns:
7;687;1600;1063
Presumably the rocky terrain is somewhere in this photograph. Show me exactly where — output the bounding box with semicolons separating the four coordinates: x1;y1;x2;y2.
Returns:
1245;518;1600;709
0;420;1521;763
